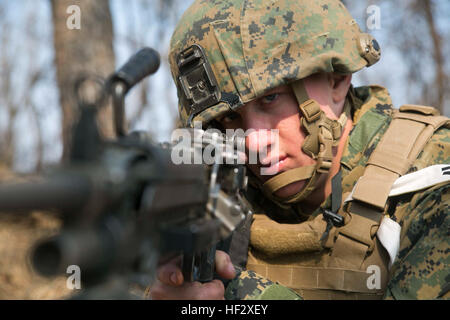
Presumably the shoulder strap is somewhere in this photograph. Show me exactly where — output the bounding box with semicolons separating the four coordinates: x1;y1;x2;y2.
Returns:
330;105;449;272
351;105;449;209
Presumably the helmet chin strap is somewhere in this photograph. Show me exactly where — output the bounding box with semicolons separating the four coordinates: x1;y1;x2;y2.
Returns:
260;80;349;206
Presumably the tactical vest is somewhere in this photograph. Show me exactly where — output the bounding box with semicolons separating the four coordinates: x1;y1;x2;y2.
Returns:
245;104;450;299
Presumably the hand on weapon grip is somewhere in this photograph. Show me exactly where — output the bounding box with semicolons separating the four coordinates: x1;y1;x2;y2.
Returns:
149;250;235;300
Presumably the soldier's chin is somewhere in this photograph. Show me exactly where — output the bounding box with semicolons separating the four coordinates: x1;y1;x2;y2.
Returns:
274;180;306;198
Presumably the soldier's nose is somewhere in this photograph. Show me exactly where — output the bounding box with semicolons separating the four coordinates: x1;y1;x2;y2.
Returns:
245;129;278;163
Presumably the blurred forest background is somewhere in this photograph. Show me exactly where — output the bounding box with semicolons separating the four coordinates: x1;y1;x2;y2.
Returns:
0;0;448;299
0;0;449;174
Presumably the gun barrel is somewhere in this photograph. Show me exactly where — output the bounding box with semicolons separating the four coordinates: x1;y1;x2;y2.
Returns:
0;174;90;213
32;228;115;278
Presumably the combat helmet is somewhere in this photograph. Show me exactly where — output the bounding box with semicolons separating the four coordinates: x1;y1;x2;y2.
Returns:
169;0;381;206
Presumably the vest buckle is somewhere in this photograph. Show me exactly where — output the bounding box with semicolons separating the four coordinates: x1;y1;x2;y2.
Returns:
322;209;345;227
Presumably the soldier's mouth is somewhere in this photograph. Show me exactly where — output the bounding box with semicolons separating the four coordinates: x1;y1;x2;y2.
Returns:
259;155;288;176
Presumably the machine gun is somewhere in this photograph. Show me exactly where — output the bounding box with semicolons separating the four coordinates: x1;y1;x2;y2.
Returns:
0;48;251;299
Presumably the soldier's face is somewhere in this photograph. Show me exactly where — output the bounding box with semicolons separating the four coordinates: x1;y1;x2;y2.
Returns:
218;84;319;198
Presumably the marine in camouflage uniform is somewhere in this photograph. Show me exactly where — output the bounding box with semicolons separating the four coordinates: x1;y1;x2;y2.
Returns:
225;85;450;300
167;0;449;299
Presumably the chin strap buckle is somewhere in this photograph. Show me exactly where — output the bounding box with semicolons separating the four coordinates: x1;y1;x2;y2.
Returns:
316;114;346;174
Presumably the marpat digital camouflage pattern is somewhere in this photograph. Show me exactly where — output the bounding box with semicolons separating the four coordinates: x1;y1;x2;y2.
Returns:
224;86;450;300
169;0;378;127
225;266;302;300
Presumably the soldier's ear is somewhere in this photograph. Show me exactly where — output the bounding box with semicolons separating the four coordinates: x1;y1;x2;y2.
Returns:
329;73;352;104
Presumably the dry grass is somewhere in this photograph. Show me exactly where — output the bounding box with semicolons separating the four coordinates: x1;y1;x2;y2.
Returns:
0;211;73;299
0;166;72;299
0;166;149;300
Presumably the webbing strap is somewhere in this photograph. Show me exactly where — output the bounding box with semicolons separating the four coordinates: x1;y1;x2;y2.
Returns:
394;112;449;128
329;202;381;269
399;104;439;116
367;150;412;175
352;109;449;209
291;80;310;108
263;170;319;205
246;263;385;294
331;106;449;273
299;289;383;300
262;165;315;193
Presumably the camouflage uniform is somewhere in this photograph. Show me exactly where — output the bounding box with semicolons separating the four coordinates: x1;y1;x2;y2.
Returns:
225;266;302;300
224;85;450;300
168;0;449;299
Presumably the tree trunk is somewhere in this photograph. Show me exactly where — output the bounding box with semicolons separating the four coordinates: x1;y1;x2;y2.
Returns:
421;0;445;115
51;0;115;160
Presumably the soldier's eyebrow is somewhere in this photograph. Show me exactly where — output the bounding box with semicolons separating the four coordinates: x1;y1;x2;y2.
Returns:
260;85;291;97
218;110;240;122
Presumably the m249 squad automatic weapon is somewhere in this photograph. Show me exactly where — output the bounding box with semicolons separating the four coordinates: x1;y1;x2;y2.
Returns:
0;48;251;298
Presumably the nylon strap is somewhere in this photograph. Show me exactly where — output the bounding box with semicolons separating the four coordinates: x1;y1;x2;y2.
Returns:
331;170;342;213
262;169;320;205
245;263;385;294
330;105;449;273
298;289;383;300
291;80;310;110
352;109;449;209
262;165;315;194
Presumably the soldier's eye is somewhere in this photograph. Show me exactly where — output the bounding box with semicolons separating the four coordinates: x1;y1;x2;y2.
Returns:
261;93;279;104
220;112;240;124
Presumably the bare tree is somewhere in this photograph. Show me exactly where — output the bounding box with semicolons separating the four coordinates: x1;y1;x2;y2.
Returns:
51;0;116;160
393;0;448;115
0;15;18;168
421;0;446;114
0;3;48;171
115;0;186;136
348;0;448;116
